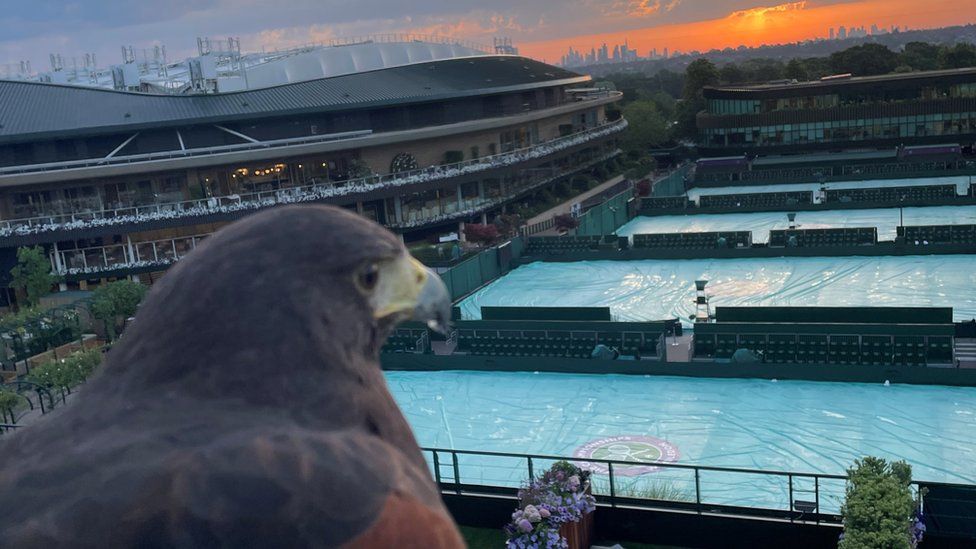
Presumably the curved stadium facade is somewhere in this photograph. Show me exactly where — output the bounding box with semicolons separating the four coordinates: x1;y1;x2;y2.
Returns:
0;52;624;301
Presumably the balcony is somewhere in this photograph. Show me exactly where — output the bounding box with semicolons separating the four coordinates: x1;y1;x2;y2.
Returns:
1;119;627;240
52;234;210;277
386;151;621;230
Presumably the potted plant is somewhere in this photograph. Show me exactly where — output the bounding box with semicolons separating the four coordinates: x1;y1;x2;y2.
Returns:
504;461;596;549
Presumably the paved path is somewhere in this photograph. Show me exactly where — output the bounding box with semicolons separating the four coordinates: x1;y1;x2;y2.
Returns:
526;175;626;227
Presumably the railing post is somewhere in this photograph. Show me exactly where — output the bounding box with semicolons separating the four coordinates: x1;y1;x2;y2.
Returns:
788;474;794;522
607;462;616;508
432;451;442;486
814;476;820;525
694;468;702;514
451;451;461;495
527;456;534;481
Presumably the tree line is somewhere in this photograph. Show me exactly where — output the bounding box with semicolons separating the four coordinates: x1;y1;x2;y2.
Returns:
602;41;976;148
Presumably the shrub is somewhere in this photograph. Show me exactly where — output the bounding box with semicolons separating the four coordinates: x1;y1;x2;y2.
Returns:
91;280;148;340
443;150;464;164
635;180;651;197
27;348;103;391
465;224;499;246
494;214;524;237
0;390;25;423
840;456;922;549
553;214;579;232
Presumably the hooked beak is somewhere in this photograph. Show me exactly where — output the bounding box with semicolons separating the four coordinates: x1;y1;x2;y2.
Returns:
373;255;452;335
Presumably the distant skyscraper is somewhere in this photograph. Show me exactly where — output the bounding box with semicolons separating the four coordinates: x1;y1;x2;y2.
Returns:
829;28;835;40
838;26;847;39
663;47;669;59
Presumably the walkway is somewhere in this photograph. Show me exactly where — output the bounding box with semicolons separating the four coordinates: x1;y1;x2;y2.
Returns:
526;175;625;228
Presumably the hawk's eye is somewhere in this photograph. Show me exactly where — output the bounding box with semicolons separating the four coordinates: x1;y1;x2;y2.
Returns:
356;263;380;292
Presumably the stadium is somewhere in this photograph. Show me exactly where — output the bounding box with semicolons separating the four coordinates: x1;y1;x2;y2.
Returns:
0;38;623;304
2;40;976;547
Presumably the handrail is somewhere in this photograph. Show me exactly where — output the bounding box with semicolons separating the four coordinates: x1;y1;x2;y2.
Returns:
1;119;627;236
420;446;972;521
422;446;847;480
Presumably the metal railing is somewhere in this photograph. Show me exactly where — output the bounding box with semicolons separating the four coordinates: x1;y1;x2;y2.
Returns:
53;233;211;276
385;151;621;230
420;447;967;525
1;119;626;236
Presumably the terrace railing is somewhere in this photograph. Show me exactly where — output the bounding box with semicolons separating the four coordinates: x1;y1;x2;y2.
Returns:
1;119;627;238
52;233;211;276
421;447;965;526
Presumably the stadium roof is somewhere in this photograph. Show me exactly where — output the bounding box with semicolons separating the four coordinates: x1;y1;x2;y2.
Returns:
704;67;976;99
0;56;587;144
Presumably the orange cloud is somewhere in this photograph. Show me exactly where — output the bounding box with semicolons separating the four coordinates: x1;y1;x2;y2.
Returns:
727;1;807;20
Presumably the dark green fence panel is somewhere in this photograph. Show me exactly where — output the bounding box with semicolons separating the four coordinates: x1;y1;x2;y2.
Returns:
651;164;692;197
576;188;633;236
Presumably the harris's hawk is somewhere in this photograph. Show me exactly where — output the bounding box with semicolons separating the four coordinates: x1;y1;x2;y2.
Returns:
0;205;463;548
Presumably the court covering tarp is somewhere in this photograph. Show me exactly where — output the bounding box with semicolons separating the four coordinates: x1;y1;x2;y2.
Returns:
616;205;976;243
459;257;976;325
388;371;976;511
686;175;972;202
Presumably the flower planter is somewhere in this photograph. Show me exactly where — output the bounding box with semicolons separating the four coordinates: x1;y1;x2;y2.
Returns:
558;510;593;549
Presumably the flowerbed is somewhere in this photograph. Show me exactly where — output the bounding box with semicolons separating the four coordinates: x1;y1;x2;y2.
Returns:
504;461;596;549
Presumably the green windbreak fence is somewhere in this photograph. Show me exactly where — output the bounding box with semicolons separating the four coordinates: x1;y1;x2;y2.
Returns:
440;236;525;301
576;188;633;236
652;163;692;197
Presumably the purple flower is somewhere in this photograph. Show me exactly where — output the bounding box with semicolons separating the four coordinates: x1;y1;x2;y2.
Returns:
539;507;551;518
517;519;533;533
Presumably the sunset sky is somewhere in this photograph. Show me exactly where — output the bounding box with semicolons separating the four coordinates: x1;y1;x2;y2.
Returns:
1;0;974;68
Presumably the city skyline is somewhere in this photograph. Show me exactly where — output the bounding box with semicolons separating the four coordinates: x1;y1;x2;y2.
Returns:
2;1;975;69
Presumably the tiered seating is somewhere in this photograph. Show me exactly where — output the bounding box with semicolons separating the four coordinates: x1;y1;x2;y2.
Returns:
768;227;877;248
639;196;689;212
899;224;976;245
699;191;813;209
456;320;670;359
693;322;955;366
825;184;956;204
525;235;623;255
632;231;752;249
382;327;429;353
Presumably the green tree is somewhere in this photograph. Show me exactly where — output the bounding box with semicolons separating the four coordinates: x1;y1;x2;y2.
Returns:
900;42;941;71
830;44;899;76
681;58;720;101
620;100;668;155
675;59;719;141
938;43;976;69
840;456;915;549
718;63;745;84
91;280;148;340
784;58;808;81
9;246;57;308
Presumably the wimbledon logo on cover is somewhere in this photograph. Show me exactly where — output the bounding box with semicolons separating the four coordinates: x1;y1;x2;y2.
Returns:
573;435;680;476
